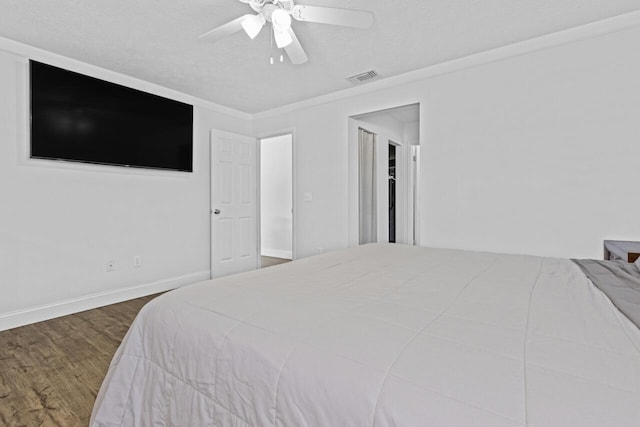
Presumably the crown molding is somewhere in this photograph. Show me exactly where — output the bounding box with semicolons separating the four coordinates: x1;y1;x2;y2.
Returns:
252;10;640;120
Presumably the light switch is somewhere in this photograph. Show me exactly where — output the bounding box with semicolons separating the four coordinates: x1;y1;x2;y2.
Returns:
303;192;313;202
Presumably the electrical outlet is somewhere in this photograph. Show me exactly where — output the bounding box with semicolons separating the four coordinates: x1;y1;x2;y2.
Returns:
133;256;142;268
106;260;115;272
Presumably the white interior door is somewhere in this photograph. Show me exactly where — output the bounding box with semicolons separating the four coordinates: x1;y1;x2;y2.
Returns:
210;129;258;278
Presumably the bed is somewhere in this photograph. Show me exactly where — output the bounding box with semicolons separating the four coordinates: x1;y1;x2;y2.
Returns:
90;243;640;426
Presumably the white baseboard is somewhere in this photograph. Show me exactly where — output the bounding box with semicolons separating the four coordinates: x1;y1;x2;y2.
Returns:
261;248;293;259
0;270;211;332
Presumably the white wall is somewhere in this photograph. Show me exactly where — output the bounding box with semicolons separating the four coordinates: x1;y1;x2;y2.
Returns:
421;27;640;258
0;44;252;330
404;121;420;146
253;21;640;260
260;134;293;259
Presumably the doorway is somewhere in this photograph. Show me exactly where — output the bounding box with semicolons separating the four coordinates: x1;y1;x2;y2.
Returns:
259;134;293;266
348;103;420;247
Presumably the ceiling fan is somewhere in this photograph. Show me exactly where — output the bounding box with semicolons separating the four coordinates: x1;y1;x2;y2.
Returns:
199;0;375;65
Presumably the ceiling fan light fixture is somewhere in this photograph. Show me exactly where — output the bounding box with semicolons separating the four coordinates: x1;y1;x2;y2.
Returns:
241;13;266;39
199;0;375;65
271;8;292;32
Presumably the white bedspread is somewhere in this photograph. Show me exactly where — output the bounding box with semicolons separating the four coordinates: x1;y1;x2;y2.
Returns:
91;244;640;426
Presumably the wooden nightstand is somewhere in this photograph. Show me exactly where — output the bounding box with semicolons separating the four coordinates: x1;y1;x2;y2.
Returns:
604;240;640;263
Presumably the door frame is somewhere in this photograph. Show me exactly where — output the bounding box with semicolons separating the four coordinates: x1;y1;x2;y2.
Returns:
387;140;401;244
348;103;420;247
256;128;297;265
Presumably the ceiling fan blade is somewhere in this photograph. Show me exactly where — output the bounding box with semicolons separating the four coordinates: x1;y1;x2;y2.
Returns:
284;28;308;65
198;14;254;42
292;5;374;29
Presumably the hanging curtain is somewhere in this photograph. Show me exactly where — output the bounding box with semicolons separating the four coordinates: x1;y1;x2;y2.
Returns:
358;128;376;245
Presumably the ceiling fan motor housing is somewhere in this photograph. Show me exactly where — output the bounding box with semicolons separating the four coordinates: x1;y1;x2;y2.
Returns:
250;0;294;18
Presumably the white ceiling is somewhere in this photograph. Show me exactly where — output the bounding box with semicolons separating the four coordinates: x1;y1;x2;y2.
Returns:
1;1;639;114
386;104;420;125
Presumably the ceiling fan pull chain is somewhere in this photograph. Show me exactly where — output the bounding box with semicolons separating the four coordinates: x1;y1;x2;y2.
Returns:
269;26;274;65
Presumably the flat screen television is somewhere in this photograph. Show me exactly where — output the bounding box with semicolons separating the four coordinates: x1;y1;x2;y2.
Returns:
30;60;194;172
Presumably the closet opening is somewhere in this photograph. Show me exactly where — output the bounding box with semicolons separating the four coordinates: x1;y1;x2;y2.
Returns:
388;143;396;243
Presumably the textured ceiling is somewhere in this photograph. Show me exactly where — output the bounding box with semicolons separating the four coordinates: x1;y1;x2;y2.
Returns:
0;1;639;113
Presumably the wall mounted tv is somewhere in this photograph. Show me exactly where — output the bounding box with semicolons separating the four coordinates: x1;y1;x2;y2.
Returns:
30;60;194;172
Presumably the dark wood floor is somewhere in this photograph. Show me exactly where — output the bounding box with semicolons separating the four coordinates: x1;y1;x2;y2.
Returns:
0;261;292;426
0;294;158;427
261;256;291;268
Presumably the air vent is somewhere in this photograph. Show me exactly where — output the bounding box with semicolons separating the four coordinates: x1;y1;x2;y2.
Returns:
347;70;380;85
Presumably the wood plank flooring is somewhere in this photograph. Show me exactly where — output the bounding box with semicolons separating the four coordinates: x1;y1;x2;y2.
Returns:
0;294;158;427
0;261;291;426
261;256;291;268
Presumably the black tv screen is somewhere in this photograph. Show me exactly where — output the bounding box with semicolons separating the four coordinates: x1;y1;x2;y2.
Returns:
30;60;194;172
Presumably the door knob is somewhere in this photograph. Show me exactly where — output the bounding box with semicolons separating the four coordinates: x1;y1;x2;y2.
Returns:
213;209;221;215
